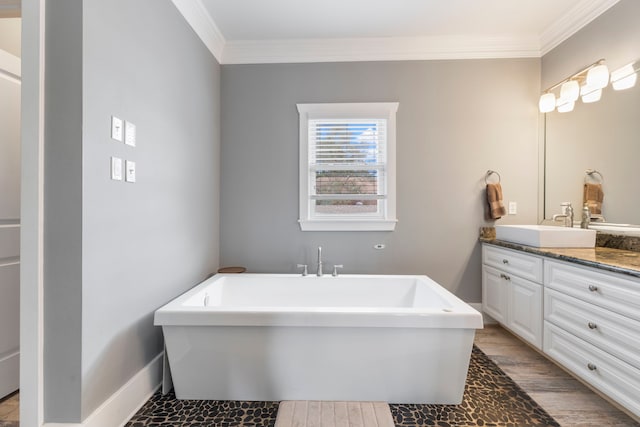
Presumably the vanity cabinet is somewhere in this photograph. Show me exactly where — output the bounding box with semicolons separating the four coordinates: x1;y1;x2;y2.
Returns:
482;241;640;419
482;244;543;348
544;260;640;418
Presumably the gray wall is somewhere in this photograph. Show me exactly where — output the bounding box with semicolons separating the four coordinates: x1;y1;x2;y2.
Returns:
220;59;540;302
43;0;220;421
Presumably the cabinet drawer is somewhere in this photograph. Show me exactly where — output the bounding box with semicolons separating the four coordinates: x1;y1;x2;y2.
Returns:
544;322;640;418
483;245;543;283
545;260;640;322
545;288;640;370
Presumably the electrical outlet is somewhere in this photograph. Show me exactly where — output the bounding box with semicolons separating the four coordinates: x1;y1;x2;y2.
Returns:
508;201;517;215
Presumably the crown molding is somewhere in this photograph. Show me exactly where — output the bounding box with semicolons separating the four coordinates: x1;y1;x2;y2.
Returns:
171;0;225;63
221;35;541;65
540;0;620;55
174;0;619;64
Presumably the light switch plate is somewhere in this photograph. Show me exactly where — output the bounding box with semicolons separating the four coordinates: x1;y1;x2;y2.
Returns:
125;160;136;183
125;121;136;147
111;157;123;180
508;201;517;215
111;116;123;142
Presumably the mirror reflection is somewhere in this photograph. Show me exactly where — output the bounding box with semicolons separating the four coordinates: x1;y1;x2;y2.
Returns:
544;79;640;225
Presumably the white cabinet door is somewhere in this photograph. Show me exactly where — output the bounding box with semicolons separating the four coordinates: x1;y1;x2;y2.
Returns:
482;265;507;324
482;244;543;348
508;276;543;349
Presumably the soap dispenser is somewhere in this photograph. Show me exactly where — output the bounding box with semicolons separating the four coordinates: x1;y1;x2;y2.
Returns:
581;203;591;229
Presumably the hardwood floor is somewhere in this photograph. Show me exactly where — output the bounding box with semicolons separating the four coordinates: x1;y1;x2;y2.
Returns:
0;391;18;425
2;326;638;426
475;324;639;426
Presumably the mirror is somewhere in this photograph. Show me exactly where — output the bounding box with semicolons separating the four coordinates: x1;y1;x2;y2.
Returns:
544;80;640;225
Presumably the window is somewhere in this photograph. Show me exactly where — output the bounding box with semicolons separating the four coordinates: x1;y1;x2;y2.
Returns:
297;102;398;231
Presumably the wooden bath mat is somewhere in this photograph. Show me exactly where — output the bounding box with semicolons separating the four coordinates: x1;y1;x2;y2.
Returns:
275;401;394;427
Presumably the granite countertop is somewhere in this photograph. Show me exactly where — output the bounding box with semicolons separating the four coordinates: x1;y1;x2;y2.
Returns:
481;238;640;279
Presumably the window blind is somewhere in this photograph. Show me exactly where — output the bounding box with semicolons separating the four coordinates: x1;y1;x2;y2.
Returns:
308;118;387;204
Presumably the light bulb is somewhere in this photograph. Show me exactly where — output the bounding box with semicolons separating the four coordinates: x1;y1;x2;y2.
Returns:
586;64;609;89
611;63;638;90
538;93;556;113
560;80;579;102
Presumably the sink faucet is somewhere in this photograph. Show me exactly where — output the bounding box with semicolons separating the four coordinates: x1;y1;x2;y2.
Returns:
552;202;574;227
316;246;323;276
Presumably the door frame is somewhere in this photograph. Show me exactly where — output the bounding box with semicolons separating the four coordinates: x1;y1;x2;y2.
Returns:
20;1;45;426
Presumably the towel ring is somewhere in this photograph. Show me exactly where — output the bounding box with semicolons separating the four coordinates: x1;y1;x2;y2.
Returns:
585;169;603;184
485;170;501;184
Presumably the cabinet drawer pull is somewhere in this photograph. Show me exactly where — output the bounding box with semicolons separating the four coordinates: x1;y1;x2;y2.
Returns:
500;273;511;281
502;259;509;264
587;363;597;371
588;285;599;292
587;322;598;330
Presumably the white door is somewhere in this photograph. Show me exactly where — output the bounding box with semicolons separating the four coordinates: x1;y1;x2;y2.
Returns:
0;48;21;399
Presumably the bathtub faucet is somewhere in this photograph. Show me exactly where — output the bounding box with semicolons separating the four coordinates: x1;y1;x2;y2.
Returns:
317;246;323;276
296;264;308;276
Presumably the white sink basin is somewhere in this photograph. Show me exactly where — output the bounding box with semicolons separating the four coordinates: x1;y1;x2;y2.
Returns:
495;225;596;248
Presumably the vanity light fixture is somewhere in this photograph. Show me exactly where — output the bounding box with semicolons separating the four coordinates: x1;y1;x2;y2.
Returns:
539;59;608;113
611;61;638;90
560;80;580;102
538;92;556;113
580;63;609;103
557;80;580;113
586;63;609;89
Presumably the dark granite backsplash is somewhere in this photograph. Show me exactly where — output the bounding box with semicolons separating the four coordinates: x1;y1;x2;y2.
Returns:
596;233;640;252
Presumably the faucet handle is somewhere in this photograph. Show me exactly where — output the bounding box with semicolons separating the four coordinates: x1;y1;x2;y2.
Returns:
297;264;308;276
332;265;344;277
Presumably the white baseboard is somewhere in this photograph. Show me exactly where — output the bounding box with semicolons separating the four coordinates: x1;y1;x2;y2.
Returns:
43;352;163;427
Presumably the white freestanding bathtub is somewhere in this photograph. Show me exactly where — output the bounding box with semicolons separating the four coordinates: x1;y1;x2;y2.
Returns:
154;274;483;404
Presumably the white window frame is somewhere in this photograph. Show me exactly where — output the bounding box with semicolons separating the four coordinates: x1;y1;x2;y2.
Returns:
297;102;398;231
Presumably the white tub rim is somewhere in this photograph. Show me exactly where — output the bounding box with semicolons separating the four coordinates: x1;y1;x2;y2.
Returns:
155;273;482;329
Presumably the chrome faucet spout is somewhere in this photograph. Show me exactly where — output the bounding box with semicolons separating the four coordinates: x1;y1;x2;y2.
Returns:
317;246;323;276
553;203;574;227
